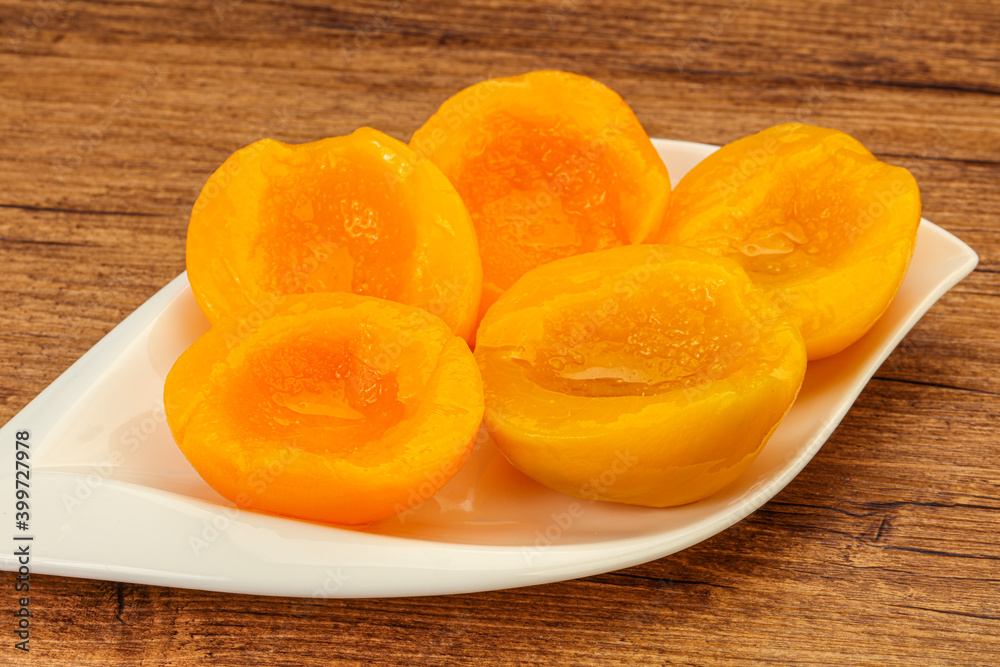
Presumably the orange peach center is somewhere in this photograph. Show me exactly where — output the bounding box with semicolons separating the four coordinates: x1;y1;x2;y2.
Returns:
224;337;406;450
452;112;629;291
514;275;750;398
721;156;872;279
255;150;418;300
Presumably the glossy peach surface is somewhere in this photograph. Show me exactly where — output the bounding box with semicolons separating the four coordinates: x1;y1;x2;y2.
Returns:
657;123;921;359
164;292;484;526
411;70;671;322
186;128;483;343
475;244;807;507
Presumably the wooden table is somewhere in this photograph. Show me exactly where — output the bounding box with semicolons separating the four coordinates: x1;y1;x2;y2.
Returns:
2;0;998;664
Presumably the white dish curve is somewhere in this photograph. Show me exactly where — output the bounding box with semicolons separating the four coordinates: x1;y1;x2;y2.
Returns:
0;138;979;597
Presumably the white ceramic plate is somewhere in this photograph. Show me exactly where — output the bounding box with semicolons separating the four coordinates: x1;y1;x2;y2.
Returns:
0;139;978;598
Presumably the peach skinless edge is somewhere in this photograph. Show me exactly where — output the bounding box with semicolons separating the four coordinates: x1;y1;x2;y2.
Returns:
658;123;921;360
186;127;483;345
475;244;807;508
410;70;671;323
164;292;484;526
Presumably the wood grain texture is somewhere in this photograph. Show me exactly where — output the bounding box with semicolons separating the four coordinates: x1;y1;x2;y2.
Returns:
1;0;998;664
